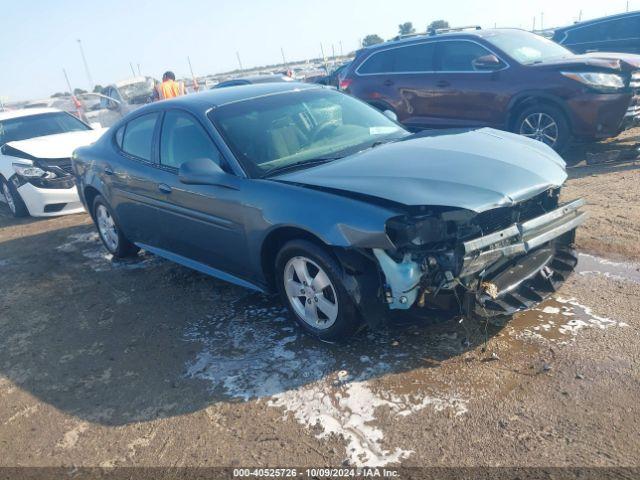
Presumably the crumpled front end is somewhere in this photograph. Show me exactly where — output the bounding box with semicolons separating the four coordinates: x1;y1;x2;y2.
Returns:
371;189;587;319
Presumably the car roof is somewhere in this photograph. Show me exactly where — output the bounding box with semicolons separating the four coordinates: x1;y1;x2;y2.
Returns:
226;75;293;84
554;10;640;33
360;28;527;52
136;82;322;115
0;107;62;121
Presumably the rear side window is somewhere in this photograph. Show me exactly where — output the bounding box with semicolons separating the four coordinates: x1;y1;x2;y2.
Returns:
160;110;223;169
438;41;495;71
358;43;436;74
121;113;159;161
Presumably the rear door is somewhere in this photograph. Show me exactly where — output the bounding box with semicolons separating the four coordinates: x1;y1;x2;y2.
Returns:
107;112;164;246
354;42;438;129
426;39;509;128
149;109;249;277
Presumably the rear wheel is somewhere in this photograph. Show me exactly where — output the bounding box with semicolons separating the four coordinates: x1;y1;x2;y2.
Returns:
92;195;139;258
514;104;570;152
275;240;361;341
1;177;29;217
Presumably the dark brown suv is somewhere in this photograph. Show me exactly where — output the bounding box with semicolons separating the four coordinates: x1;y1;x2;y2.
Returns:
340;28;640;151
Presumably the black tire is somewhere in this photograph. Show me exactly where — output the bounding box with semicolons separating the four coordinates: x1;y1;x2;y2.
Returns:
92;195;139;258
514;104;570;152
1;177;29;218
275;239;361;341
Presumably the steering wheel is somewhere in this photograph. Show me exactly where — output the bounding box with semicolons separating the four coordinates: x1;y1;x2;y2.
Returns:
311;121;339;142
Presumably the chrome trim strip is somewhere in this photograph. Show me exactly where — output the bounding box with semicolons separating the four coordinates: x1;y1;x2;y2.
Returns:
519;198;585;234
463;224;520;254
524;212;588;251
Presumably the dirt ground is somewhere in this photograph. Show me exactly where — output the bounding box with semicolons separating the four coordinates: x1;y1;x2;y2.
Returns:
0;131;639;478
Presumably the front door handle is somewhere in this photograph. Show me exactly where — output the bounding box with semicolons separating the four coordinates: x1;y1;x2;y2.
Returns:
104;166;114;175
436;80;450;88
383;79;395;86
158;183;172;194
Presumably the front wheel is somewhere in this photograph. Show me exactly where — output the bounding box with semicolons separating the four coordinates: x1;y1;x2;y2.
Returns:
1;177;29;217
514;104;570;152
275;240;361;341
92;195;139;258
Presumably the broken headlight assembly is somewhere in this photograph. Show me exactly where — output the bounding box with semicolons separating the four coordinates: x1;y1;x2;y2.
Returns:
12;162;74;189
13;163;57;179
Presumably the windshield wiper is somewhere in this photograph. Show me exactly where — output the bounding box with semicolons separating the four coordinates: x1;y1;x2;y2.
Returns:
261;156;342;178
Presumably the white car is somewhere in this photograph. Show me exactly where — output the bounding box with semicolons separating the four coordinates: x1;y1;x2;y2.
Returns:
0;108;105;217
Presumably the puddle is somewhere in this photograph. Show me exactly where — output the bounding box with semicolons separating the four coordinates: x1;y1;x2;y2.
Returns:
57;232;162;272
510;296;628;344
577;253;640;284
184;295;468;467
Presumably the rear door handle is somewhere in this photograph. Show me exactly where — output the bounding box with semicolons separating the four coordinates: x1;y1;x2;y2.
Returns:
158;183;172;194
104;166;114;175
383;79;395;86
436;80;450;88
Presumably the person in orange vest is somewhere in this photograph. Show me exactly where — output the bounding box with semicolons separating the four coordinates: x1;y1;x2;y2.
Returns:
155;71;185;101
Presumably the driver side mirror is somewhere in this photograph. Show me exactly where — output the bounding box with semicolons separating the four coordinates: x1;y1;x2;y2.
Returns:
472;54;503;71
106;97;122;111
179;157;238;189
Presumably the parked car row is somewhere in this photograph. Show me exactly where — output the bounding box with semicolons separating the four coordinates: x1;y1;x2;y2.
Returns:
3;20;637;340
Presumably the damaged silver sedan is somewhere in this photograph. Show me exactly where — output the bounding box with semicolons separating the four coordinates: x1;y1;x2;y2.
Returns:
73;83;586;341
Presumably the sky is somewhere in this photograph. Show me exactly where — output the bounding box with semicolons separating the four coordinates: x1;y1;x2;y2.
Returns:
0;0;637;101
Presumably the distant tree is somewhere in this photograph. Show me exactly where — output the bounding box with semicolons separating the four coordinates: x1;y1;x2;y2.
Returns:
428;20;450;32
362;34;384;47
73;88;87;95
93;85;104;94
398;22;416;36
50;92;66;98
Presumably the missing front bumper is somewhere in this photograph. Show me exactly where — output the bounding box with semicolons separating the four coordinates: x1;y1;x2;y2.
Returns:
467;245;578;318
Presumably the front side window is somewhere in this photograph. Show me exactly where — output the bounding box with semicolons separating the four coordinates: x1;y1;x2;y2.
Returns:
121;113;159;161
438;41;498;71
160;111;222;169
0;112;90;145
359;43;436;74
210;89;408;178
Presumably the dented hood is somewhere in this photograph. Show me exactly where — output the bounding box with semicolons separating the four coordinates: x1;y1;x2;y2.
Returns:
277;128;567;213
5;129;107;159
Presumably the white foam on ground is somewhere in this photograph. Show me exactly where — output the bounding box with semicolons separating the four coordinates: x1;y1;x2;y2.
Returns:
184;305;467;467
555;296;629;334
577;253;640;284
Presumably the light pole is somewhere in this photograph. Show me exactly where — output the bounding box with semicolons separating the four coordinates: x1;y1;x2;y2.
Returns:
236;51;243;71
76;39;94;90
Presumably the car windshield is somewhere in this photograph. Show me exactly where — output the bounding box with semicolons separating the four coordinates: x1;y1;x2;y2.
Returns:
485;30;574;64
209;89;408;177
118;78;155;104
0;112;90;145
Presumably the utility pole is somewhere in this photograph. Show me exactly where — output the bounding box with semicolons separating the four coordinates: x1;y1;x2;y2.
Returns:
331;44;335;62
137;63;141;76
339;41;343;57
540;11;544;31
76;39;94;90
63;68;74;95
236;51;243;71
129;62;136;77
187;56;199;92
281;47;287;66
532;16;536;31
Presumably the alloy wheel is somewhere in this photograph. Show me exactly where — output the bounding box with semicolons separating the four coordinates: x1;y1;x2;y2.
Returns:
2;183;16;214
519;112;559;147
96;204;119;252
283;256;338;329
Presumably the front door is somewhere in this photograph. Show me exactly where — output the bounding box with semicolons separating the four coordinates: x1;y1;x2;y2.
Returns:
426;40;508;128
150;110;249;278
